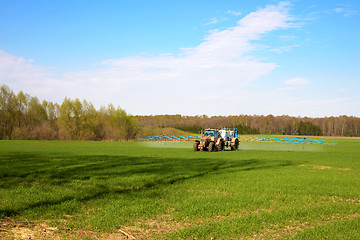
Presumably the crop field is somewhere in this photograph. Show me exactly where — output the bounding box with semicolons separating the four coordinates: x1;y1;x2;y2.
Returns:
0;139;360;239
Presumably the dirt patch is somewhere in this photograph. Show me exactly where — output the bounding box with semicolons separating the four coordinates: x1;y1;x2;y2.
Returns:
2;201;359;239
113;214;194;239
74;229;100;239
0;218;61;240
114;208;276;239
298;164;332;170
187;188;231;195
330;196;360;204
337;167;351;171
251;212;360;239
315;165;332;170
298;164;351;171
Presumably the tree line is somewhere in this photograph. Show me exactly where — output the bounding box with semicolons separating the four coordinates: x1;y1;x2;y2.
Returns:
135;114;360;137
0;85;138;140
1;84;359;140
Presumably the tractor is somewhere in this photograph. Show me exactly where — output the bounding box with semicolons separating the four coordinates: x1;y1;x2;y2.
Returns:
193;128;224;152
193;128;239;152
219;128;239;151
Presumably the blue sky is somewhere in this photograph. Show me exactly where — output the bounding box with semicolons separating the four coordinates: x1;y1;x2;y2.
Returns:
1;0;359;117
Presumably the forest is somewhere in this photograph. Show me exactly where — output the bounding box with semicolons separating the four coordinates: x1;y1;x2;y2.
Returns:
135;114;360;137
1;84;359;140
0;85;138;141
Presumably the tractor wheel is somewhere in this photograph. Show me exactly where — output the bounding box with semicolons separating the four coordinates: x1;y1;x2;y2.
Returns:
208;142;215;152
193;142;199;151
231;139;239;151
217;140;225;151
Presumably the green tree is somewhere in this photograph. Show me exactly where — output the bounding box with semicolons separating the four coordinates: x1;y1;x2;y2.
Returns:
80;100;97;140
16;91;30;128
0;85;17;139
58;97;76;140
104;104;139;140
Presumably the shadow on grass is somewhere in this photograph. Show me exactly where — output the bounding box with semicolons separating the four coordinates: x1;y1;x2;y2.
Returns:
0;153;294;217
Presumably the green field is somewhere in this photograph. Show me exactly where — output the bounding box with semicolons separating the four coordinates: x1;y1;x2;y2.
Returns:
1;139;360;239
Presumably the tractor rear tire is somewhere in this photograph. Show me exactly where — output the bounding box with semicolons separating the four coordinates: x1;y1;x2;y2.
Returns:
193;142;199;151
208;142;215;152
217;140;225;151
235;139;239;150
231;139;239;151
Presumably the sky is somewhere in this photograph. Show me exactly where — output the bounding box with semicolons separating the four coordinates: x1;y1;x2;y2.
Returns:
0;0;359;117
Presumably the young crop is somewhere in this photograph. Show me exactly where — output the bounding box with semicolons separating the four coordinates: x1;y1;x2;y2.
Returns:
0;139;359;239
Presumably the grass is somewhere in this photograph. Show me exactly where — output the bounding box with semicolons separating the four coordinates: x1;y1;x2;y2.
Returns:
0;139;359;239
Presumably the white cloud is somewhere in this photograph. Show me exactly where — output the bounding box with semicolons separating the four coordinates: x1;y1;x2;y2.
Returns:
337;88;347;92
0;2;302;116
279;35;297;41
0;50;59;100
204;17;225;25
226;10;241;16
282;97;354;117
334;8;344;13
278;77;310;91
269;44;300;53
0;50;51;82
59;2;292;112
284;77;309;87
332;5;358;17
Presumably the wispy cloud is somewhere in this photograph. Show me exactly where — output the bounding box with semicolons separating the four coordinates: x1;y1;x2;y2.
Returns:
0;50;57;99
278;77;310;91
337;88;347;92
1;2;294;115
204;17;219;25
333;6;358;17
279;35;298;41
269;44;300;53
226;10;241;16
0;50;51;81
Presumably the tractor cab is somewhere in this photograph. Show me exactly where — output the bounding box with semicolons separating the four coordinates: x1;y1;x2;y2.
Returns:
203;129;219;139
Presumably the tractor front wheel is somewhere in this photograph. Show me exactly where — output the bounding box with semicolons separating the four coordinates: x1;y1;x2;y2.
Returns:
208;142;215;152
193;142;199;151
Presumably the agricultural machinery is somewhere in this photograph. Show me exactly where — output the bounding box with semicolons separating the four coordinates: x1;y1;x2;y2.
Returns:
193;128;239;152
220;128;239;150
